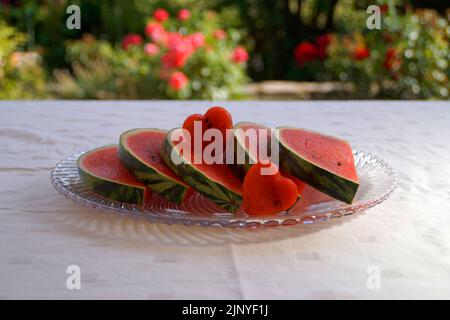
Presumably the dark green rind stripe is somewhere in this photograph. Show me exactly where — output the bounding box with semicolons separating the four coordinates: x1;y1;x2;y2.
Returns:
230;128;253;180
275;131;359;204
78;164;145;205
232;123;301;209
160;130;242;213
231;122;270;181
118;129;188;204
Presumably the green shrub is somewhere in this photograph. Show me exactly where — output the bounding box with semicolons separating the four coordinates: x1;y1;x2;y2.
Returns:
293;1;449;99
50;8;249;100
0;20;47;99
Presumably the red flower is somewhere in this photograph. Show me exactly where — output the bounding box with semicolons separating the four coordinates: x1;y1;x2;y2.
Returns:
122;34;143;50
161;33;197;68
231;47;249;63
161;52;186;69
316;46;328;61
162;47;193;69
315;34;332;47
169;71;189;90
380;4;389;14
353;46;370;60
166;32;185;49
294;42;317;66
153;8;169;22
144;43;159;56
213;29;227;40
145;22;167;44
187;32;205;49
177;9;191;21
383;48;401;71
386;48;396;60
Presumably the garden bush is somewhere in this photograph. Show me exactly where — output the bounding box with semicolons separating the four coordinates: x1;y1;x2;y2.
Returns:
0;19;47;99
50;7;249;100
292;0;449;99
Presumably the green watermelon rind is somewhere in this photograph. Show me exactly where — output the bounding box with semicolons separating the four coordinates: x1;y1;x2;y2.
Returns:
274;126;359;204
233;122;302;210
77;145;147;205
160;129;243;213
118;128;189;204
231;121;264;180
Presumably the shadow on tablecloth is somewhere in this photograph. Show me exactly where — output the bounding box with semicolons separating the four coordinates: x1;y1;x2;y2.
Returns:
50;203;366;247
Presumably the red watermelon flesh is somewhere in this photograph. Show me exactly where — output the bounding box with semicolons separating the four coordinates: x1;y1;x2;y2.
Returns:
193;162;243;195
235;122;272;163
280;128;358;182
124;129;185;183
81;146;145;187
243;162;298;216
276;127;359;204
78;145;151;204
171;134;242;195
182;106;233;158
161;129;243;212
233;122;306;197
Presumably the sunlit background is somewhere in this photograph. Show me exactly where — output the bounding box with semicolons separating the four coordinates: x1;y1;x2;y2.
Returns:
0;0;448;100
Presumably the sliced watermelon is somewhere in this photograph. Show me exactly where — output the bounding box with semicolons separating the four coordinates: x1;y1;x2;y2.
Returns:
77;145;151;204
275;126;359;204
160;128;243;212
232;121;272;179
182;106;233;160
232;122;305;208
118;128;190;204
243;162;298;216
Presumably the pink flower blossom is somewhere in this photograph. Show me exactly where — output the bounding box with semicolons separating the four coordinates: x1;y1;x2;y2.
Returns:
122;34;143;50
161;34;196;68
144;43;160;56
166;32;185;49
187;32;205;49
161;48;190;69
169;71;189;90
153;8;169;22
231;47;249;63
177;9;191;21
213;29;226;40
145;22;167;44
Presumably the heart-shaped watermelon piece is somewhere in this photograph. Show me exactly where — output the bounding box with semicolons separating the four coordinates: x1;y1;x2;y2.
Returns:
182;106;233;159
243;162;298;216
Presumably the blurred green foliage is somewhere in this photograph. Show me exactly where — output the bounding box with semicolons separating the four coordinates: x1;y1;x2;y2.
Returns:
0;0;448;100
296;0;449;99
49;9;248;99
0;19;47;99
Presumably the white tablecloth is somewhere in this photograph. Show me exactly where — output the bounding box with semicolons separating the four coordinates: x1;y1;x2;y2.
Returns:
1;100;449;299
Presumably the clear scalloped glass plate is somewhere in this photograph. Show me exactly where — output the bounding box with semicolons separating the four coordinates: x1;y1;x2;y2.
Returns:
51;149;397;228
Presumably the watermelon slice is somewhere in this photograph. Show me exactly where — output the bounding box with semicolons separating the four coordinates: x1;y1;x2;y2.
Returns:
232;122;271;179
275;126;359;204
77;145;151;204
119;128;191;204
232;122;306;210
160;128;243;212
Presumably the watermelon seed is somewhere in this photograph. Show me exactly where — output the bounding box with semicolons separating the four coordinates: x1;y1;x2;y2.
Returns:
337;162;342;166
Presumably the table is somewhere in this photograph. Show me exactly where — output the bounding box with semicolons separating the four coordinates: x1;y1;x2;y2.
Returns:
1;100;449;299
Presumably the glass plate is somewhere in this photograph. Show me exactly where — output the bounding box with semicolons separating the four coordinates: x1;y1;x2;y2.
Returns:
51;149;397;228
